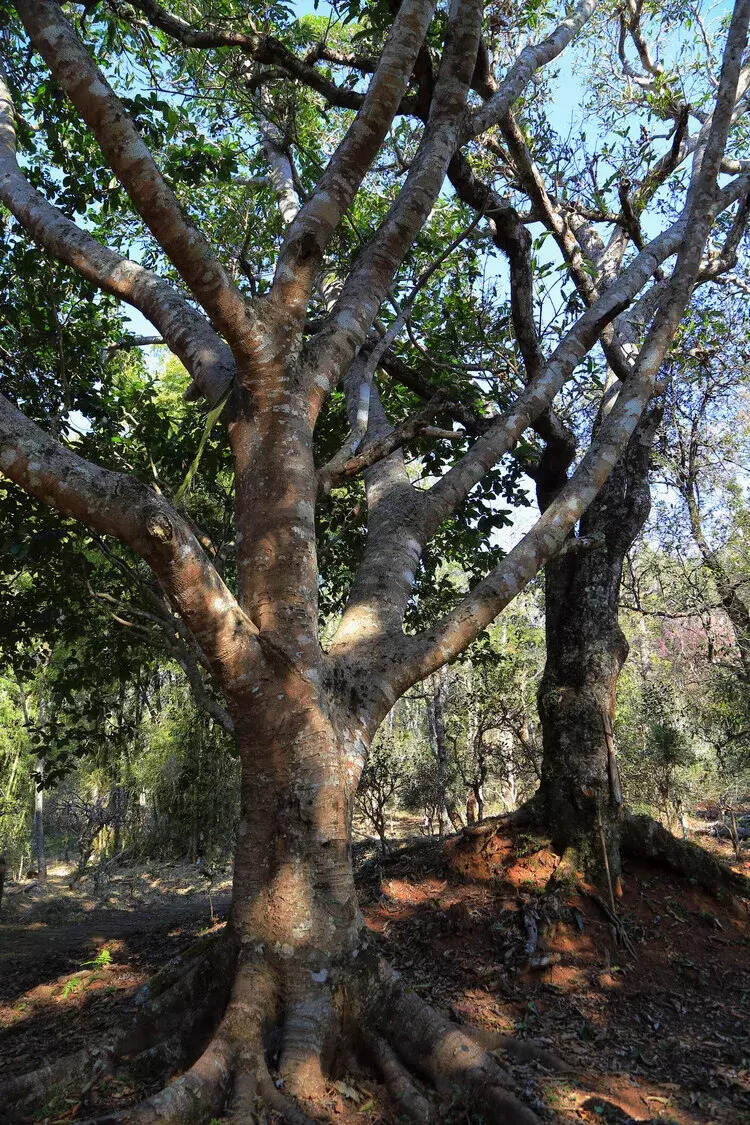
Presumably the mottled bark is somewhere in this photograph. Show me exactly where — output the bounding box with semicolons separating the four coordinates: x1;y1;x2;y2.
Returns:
2;0;749;1117
229;685;366;1101
14;0;249;345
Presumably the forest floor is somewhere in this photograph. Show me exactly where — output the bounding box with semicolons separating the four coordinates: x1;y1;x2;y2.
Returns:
0;827;748;1124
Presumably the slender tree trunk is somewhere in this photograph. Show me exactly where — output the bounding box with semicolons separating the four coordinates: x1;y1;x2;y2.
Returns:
111;784;123;857
466;790;478;824
33;757;46;884
110;754;125;858
536;410;659;882
475;734;488;822
12;667;47;882
426;676;463;835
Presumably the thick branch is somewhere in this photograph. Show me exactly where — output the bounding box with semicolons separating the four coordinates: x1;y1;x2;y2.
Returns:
329;376;424;654
306;0;484;402
375;0;750;691
419;168;750;535
272;0;437;319
15;0;249;345
0;394;259;698
0;66;234;406
467;0;599;138
499;111;633;380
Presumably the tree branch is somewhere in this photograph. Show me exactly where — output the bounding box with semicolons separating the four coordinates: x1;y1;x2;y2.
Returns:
124;0;372;112
14;0;249;347
0;393;260;699
466;0;599;138
271;0;438;321
419;165;750;536
305;0;484;404
383;0;750;692
0;64;234;406
318;394;463;493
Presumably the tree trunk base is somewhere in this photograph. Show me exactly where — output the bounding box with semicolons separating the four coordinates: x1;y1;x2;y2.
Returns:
3;928;563;1125
16;812;741;1124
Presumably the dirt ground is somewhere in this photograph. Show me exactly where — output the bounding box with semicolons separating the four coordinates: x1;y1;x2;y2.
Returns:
0;832;748;1124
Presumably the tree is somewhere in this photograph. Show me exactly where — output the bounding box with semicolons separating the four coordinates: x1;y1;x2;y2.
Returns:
506;0;750;883
534;408;659;885
616;303;750;853
660;309;750;684
355;713;415;852
1;0;749;1120
440;610;545;820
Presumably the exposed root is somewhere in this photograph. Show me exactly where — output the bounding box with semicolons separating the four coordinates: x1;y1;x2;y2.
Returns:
361;957;543;1125
549;844;580;885
7;812;743;1124
466;1026;568;1073
459;799;541;844
5;924;562;1125
277;963;333;1104
255;1065;317;1125
363;1031;432;1122
223;953;317;1125
127;1032;194;1085
75;1030;236;1125
622;812;750;902
2;930;236;1123
0;1045;115;1118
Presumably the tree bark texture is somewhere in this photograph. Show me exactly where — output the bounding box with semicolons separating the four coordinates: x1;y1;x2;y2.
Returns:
536;411;659;880
1;0;749;1118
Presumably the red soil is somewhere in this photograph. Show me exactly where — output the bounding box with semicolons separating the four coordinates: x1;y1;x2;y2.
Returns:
1;833;747;1122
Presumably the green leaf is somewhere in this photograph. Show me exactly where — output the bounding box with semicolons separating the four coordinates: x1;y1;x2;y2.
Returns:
174;390;231;505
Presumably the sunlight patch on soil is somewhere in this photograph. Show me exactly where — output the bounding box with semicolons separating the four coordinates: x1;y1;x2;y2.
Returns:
1;832;747;1123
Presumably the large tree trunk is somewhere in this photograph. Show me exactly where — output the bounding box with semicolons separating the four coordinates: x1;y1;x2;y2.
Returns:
2;4;747;1118
228;692;365;1102
1;662;554;1122
535;410;659;884
33;677;544;1125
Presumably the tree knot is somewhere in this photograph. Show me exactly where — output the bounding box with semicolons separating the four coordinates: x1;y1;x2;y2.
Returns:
145;508;173;543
